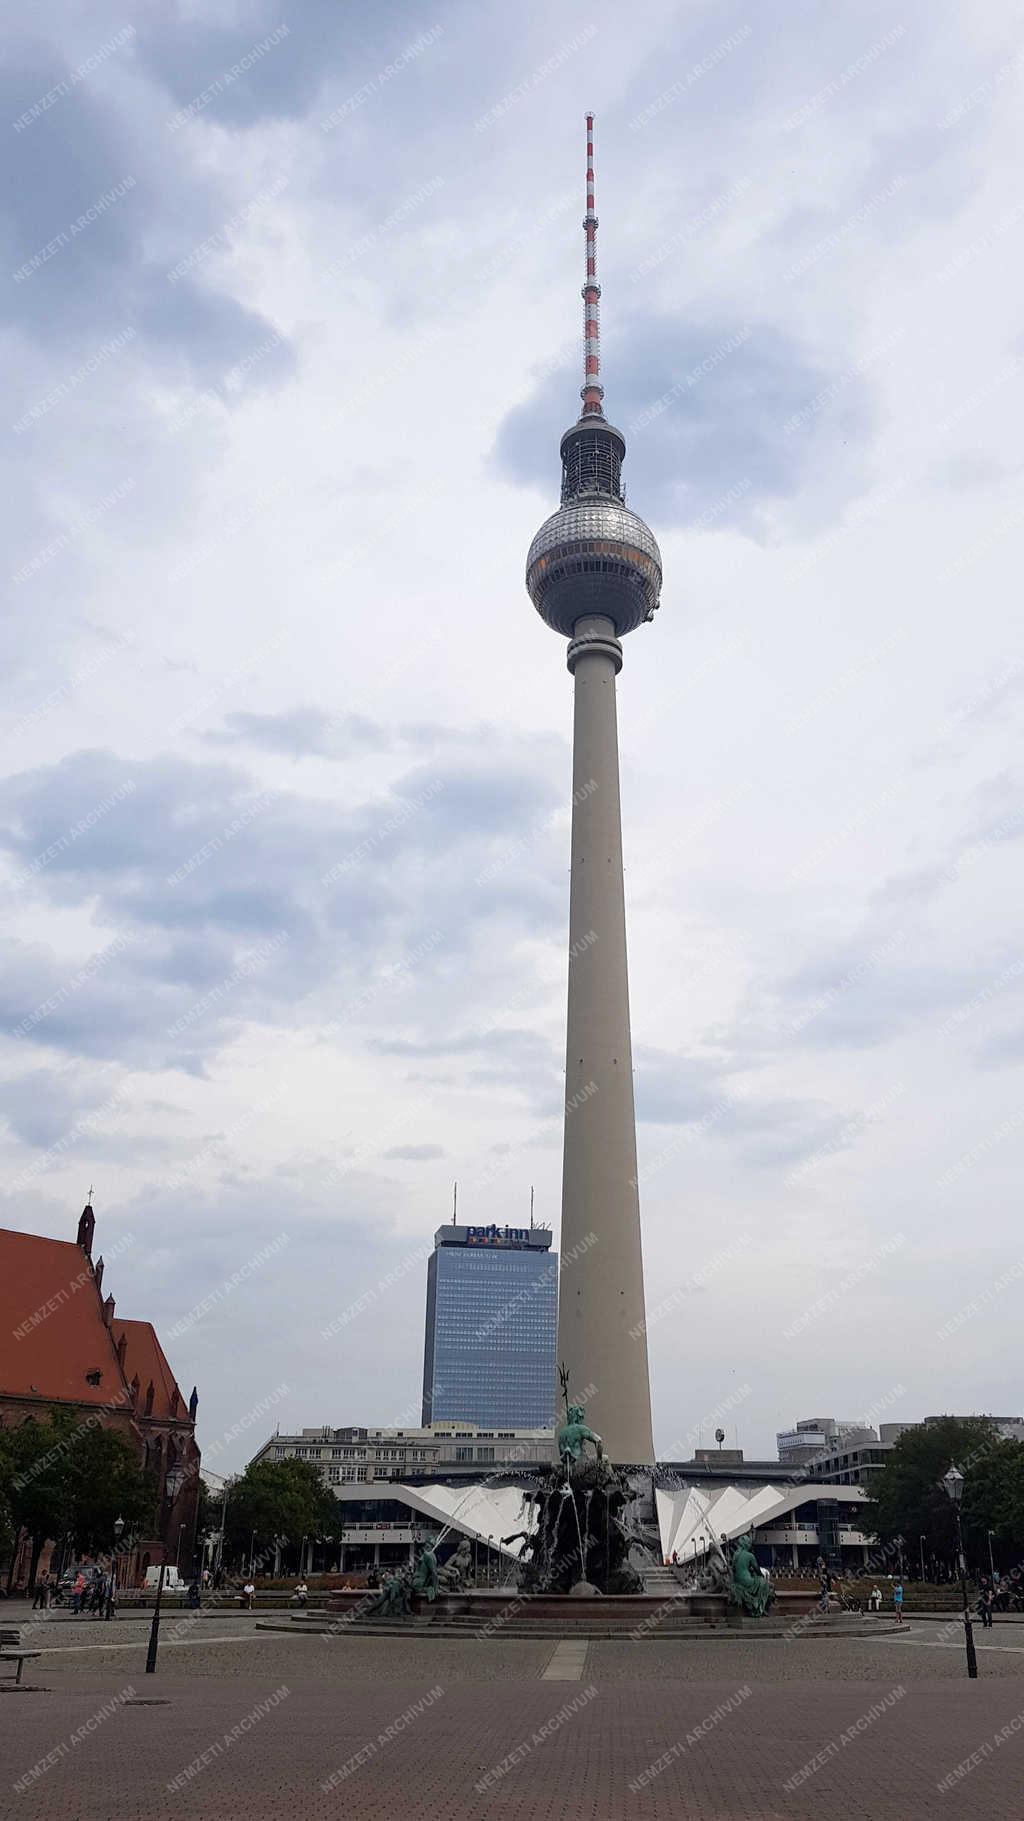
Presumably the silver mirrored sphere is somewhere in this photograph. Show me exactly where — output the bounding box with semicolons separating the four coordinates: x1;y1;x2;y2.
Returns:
526;500;662;639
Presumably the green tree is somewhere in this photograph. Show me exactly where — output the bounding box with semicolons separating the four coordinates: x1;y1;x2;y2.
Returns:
65;1423;155;1554
962;1440;1024;1562
225;1458;338;1568
1;1411;155;1588
857;1416;999;1571
3;1416;75;1590
0;1428;26;1588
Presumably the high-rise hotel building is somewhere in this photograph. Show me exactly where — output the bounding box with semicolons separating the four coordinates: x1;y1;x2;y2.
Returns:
421;1224;557;1428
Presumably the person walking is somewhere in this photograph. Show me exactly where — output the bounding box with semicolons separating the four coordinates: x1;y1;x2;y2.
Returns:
977;1584;995;1629
871;1585;882;1613
818;1564;833;1612
893;1580;904;1623
70;1570;86;1615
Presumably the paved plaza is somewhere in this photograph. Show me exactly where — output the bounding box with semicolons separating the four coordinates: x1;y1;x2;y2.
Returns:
3;1607;1024;1817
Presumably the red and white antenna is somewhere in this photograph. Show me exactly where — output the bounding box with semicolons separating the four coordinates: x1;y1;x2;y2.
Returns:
581;111;604;418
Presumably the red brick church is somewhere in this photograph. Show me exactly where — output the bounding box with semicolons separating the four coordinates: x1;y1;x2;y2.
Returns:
0;1202;201;1587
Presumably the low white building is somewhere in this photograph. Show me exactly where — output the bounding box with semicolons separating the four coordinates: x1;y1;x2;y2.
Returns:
247;1422;555;1574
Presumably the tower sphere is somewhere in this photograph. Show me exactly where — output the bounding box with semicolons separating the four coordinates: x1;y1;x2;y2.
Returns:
526;491;662;640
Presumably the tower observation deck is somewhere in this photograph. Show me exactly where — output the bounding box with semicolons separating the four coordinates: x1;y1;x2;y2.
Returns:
524;115;660;1465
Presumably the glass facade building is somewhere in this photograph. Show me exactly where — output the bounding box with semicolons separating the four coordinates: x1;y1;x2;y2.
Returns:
421;1224;557;1428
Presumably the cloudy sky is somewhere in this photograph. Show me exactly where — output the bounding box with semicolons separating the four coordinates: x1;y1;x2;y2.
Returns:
2;0;1022;1468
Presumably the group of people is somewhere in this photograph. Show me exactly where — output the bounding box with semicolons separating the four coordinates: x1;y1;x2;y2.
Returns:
976;1570;1024;1624
57;1565;117;1617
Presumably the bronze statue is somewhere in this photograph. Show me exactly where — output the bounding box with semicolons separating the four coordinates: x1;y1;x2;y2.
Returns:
370;1568;412;1618
411;1540;439;1602
729;1533;774;1617
693;1534;731;1597
556;1402;604;1465
437;1538;473;1591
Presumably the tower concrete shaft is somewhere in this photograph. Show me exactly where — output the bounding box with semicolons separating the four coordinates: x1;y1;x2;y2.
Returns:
525;116;662;1465
559;616;654;1464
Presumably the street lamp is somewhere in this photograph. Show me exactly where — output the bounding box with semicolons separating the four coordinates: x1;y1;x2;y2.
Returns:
107;1515;125;1620
147;1466;185;1674
942;1464;978;1680
919;1535;926;1583
987;1529;996;1579
212;1478;232;1583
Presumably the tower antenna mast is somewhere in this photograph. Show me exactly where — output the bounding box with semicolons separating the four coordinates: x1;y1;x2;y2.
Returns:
581;111;604;418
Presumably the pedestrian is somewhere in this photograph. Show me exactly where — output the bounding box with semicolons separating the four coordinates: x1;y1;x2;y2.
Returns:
71;1570;86;1615
893;1580;904;1623
187;1580;201;1609
243;1579;255;1610
871;1585;882;1613
32;1579;47;1610
977;1584;994;1629
818;1563;833;1612
294;1579;308;1608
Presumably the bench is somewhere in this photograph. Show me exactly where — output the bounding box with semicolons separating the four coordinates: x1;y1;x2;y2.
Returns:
0;1628;43;1686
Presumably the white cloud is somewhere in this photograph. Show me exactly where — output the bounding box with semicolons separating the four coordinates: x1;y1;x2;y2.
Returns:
2;0;1023;1463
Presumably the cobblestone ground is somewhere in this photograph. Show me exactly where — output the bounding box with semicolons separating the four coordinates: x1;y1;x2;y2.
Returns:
4;1611;1023;1817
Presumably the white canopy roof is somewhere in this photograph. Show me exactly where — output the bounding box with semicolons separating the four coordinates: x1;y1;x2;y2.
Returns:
656;1480;866;1561
332;1479;537;1556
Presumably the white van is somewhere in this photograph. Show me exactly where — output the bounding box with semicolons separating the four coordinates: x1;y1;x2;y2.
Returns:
143;1565;185;1590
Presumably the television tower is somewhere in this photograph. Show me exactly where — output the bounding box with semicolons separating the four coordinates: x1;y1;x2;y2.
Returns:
525;115;661;1464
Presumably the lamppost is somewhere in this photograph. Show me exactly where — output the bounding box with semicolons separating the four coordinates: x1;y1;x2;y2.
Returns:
919;1535;926;1583
943;1464;978;1680
488;1535;495;1586
212;1477;232;1584
107;1515;125;1620
987;1529;996;1579
147;1465;185;1674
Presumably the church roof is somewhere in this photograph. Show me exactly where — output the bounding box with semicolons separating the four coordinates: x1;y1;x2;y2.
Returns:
0;1227;127;1408
116;1320;184;1422
0;1224;193;1428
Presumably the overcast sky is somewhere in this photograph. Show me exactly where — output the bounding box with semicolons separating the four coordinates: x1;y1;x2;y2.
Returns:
2;0;1022;1469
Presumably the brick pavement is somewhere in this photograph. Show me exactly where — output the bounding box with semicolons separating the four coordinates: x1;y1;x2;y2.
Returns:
17;1617;1024;1682
3;1631;1024;1818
